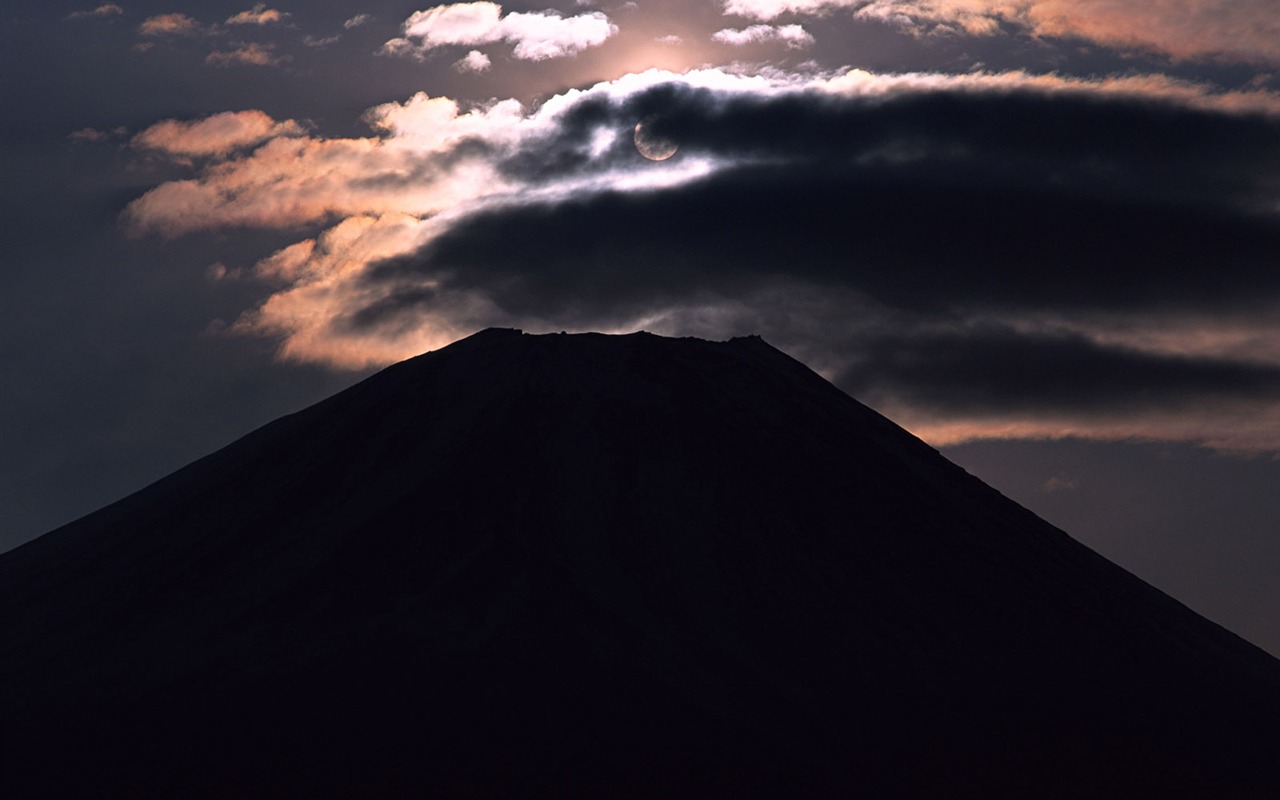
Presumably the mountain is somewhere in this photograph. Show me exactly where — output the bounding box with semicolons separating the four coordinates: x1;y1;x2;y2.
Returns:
3;328;1278;798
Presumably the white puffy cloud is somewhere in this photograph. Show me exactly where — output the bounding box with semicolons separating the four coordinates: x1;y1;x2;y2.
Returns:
499;9;617;59
713;24;814;48
453;50;493;72
722;0;839;18
385;2;617;61
402;2;503;46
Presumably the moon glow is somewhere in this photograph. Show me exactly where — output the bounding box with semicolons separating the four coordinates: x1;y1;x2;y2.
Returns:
634;120;679;161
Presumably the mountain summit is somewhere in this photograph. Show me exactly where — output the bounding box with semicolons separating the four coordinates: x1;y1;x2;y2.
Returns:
4;329;1278;798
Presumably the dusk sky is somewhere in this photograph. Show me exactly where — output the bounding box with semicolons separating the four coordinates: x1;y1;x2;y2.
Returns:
2;1;1277;654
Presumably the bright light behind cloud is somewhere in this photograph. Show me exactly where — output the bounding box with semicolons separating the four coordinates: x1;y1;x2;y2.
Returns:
122;67;1280;452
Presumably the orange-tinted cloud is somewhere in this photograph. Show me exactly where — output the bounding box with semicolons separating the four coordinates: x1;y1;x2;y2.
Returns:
206;42;290;67
233;214;477;368
894;404;1280;455
123;92;534;235
123;69;1280;455
66;4;123;20
139;13;202;37
724;0;1280;65
820;68;1280;115
226;4;288;26
132;110;304;159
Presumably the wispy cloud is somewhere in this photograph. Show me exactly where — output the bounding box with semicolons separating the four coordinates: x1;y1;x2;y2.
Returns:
713;24;814;48
69;128;108;143
344;14;373;29
226;4;289;26
66;4;123;20
723;0;1280;65
205;42;291;68
139;13;203;36
382;2;617;61
123;91;532;236
132;110;304;159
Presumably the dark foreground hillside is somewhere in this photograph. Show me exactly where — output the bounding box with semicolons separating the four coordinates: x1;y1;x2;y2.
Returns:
4;329;1278;798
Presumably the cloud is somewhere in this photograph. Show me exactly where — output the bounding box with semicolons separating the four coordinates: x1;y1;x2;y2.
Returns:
123;68;1280;451
453;50;492;72
139;13;202;36
123;92;532;236
66;4;123;20
723;0;833;17
345;14;373;29
206;42;291;67
384;2;618;61
722;0;1280;66
68;128;111;143
132;110;304;159
1043;474;1080;492
713;24;814;48
226;5;288;26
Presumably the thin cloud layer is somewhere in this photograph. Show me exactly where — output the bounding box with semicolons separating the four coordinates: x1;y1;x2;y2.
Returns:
383;2;618;61
723;0;1280;65
123;68;1280;451
67;4;123;20
206;42;290;67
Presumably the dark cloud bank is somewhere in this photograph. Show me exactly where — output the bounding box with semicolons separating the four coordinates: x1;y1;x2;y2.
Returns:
357;81;1280;445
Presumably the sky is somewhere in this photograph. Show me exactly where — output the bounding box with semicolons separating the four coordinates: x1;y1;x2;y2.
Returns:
1;1;1277;655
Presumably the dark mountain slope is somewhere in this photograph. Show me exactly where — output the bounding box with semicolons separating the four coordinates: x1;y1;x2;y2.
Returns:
3;329;1278;798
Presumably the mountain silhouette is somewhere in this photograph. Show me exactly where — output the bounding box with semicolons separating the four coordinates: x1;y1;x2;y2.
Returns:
3;329;1278;798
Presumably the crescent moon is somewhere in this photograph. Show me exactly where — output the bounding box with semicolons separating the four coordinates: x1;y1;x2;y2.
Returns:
634;120;678;161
